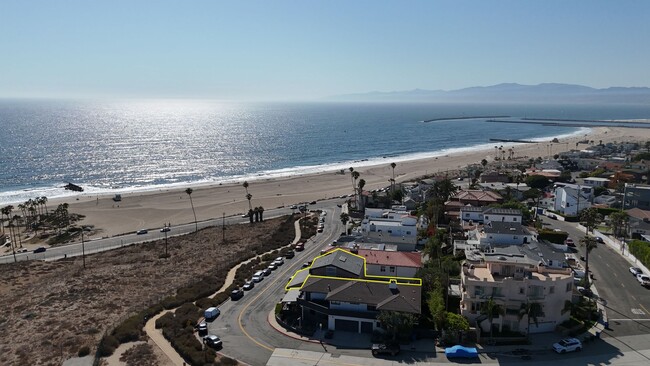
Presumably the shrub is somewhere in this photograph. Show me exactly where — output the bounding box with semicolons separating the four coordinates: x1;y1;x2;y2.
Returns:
112;314;143;343
220;356;238;365
96;335;119;357
155;312;174;329
538;229;568;244
630;240;650;268
77;345;90;357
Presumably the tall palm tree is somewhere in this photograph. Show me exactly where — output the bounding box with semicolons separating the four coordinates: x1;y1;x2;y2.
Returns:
390;162;396;192
243;181;252;211
349;167;355;197
258;206;264;222
357;179;366;209
580;236;598;288
185;188;198;233
352;171;360;207
481;297;505;341
246;193;253;219
518;302;543;336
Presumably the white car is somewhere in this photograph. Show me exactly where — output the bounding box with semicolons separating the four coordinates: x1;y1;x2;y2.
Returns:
630;267;643;276
553;338;582;353
252;271;265;282
637;274;650;286
274;257;284;265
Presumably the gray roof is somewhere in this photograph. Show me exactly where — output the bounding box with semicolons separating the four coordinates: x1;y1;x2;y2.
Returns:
485;241;568;267
460;206;483;212
310;250;364;277
301;277;421;314
483;222;529;236
521;241;568;267
482;207;522;216
286;269;310;289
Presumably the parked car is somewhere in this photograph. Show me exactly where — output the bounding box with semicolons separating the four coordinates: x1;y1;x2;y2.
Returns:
310;200;317;204
203;334;222;348
371;342;400;357
284;250;295;259
33;247;46;253
595;236;604;243
160;227;170;232
565;238;575;247
289;205;298;209
204;307;220;321
262;268;272;276
302;262;311;268
252;271;265;282
17;248;28;253
630;267;643;276
445;345;479;359
231;288;244;300
637;274;650;287
295;243;304;252
548;214;558;220
196;321;208;336
243;280;254;291
553;338;582;353
274;257;284;265
577;286;593;297
268;263;278;271
136;229;148;235
317;227;324;233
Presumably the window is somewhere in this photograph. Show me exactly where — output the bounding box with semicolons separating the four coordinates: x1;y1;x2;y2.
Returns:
380;266;386;272
406;231;411;235
331;301;341;305
389;266;395;272
519;287;525;294
387;230;392;234
549;286;555;294
485;216;489;220
465;213;470;217
566;282;573;292
513;218;518;221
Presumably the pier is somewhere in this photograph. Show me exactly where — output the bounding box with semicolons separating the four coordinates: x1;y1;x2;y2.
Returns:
420;115;510;123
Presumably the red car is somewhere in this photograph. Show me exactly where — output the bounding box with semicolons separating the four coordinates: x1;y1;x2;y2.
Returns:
565;238;575;247
295;243;305;251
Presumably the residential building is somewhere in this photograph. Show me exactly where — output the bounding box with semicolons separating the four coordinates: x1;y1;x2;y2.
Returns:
356;249;421;277
450;190;503;207
460;243;573;334
553;184;594;216
459;206;523;225
623;184;650;211
480;171;510;183
583;177;610;187
625;208;650;239
360;210;419;251
454;221;533;252
292;248;422;334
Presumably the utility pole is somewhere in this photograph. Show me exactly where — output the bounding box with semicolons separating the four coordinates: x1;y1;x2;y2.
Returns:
164;225;168;257
222;212;225;245
81;228;86;269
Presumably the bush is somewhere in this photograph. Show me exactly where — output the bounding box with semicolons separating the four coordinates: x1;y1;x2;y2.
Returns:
77;345;90;357
96;335;119;357
538;229;568;244
630;240;650;268
155;312;174;329
113;314;143;343
220;356;238;366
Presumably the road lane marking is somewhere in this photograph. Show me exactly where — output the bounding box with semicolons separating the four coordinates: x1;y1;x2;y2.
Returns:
640;303;650;316
631;308;646;315
631;295;637;301
609;319;650;321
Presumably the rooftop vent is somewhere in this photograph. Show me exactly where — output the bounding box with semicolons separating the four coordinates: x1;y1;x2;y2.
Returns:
498;256;507;261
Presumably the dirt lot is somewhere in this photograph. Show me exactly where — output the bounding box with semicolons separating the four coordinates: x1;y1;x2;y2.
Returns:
0;216;294;366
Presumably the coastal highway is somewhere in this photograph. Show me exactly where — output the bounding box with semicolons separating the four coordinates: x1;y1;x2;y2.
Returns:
0;199;346;265
539;216;650;338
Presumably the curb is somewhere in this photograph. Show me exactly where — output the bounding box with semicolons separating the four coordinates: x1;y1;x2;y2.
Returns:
266;311;322;344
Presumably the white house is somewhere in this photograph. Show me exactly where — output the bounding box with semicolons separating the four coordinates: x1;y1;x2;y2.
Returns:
553;184;594;216
583;177;610;187
459;206;523;225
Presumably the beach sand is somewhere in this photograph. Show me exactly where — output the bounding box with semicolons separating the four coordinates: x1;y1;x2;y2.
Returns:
59;127;649;238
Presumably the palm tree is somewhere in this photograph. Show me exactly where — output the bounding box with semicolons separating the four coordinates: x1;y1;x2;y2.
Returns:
481;159;488;168
243;181;252;211
580;236;598;288
357;179;366;210
352;171;360;207
40;196;49;215
185;188;198;233
390;162;396;192
340;212;350;234
258;206;264;222
518;302;543;336
580;208;601;235
349;167;355;198
481;297;504;341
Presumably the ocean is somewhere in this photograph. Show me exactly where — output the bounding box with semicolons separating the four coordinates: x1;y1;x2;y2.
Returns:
1;99;650;205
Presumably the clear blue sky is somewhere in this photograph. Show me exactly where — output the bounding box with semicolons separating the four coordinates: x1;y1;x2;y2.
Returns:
1;0;649;100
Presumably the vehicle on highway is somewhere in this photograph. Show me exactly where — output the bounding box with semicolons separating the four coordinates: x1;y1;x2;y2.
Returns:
284;250;295;259
445;345;479;359
243;280;254;291
160;227;171;232
17;248;28;253
565;238;575;247
637;274;650;287
302;262;310;268
136;229;148;235
33;247;46;253
552;338;582;353
204;307;221;321
196;321;208;336
203;334;223;348
371;342;400;357
630;267;643;276
231;288;244;300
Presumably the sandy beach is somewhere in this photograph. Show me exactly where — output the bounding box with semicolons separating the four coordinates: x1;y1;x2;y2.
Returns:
51;127;648;238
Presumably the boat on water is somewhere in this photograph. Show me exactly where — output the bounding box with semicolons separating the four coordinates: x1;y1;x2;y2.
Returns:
63;182;84;192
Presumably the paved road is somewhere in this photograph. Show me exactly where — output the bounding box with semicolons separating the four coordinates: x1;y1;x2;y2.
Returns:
539;216;650;337
0;199;344;264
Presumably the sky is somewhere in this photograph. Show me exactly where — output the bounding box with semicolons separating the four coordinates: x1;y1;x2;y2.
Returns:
1;0;649;100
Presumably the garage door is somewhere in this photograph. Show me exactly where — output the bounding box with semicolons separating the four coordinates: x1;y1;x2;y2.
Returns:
360;321;373;333
335;319;358;332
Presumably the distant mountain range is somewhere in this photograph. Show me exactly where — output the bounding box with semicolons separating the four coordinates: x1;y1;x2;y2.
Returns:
328;83;650;103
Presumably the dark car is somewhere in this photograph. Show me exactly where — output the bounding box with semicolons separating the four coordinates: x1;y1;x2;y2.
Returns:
160;227;171;232
295;243;304;252
243;280;254;291
262;268;272;276
203;334;222;348
310;200;317;204
284;250;295;259
372;342;400;356
33;247;46;253
231;288;244;300
136;229;148;235
595;236;604;243
196;321;208;336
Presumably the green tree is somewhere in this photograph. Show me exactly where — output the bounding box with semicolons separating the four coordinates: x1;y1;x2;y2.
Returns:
243;181;253;211
608;211;629;239
427;283;446;331
481;297;505;340
580;208;601;235
258;206;265;222
518;302;543;336
390;162;397;192
580;236;598;289
526;175;551;190
352;171;360;207
340;212;350;234
444;312;469;343
185;188;198;233
377;311;417;341
481;159;488;167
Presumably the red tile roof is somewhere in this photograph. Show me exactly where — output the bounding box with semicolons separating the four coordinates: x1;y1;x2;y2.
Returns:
453;190;502;203
357;249;422;268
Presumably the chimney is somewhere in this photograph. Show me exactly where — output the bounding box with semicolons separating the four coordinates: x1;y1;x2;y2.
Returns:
388;280;397;290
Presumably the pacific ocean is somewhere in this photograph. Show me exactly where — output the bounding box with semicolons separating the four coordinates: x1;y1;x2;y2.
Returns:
1;99;649;204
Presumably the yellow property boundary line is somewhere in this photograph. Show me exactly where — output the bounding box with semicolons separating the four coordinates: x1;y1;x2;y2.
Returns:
285;247;422;292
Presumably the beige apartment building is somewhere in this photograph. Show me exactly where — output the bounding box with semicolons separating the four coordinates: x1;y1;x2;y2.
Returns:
460;244;574;334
